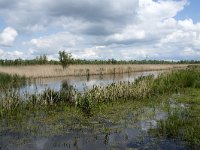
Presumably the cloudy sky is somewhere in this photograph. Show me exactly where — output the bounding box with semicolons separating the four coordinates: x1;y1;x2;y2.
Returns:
0;0;200;60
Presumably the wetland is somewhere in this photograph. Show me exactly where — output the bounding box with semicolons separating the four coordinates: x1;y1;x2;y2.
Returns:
0;65;200;150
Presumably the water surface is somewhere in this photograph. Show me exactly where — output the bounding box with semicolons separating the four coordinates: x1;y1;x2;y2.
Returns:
0;99;189;150
0;70;191;150
21;71;162;94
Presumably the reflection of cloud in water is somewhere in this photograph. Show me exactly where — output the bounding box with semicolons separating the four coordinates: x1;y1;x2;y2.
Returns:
21;70;163;94
139;108;167;132
1;99;188;150
140;120;157;132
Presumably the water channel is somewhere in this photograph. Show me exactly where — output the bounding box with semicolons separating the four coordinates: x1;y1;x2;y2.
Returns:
0;70;191;150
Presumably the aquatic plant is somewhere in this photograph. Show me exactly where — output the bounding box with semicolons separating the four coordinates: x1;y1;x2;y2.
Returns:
0;73;26;89
151;103;200;147
1;66;200;116
0;64;187;78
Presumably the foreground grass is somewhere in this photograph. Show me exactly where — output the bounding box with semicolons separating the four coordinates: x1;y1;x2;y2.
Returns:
0;96;168;148
1;88;199;148
150;88;200;148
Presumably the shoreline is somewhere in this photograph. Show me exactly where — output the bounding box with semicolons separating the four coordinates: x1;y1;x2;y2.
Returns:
0;64;188;78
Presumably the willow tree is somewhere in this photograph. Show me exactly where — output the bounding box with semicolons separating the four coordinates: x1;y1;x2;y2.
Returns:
58;51;73;69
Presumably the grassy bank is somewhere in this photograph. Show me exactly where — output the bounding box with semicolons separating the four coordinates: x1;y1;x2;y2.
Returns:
0;65;199;116
0;64;188;78
1;66;200;148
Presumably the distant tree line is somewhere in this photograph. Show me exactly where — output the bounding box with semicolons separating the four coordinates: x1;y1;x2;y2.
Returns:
0;55;59;66
1;52;200;66
70;59;200;65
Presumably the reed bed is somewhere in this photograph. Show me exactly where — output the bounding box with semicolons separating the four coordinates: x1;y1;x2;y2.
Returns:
1;66;199;116
0;64;188;78
0;73;26;90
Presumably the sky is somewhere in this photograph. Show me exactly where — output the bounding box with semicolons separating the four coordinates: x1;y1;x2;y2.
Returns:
0;0;200;60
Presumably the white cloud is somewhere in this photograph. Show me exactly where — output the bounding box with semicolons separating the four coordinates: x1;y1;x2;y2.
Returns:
160;30;190;44
103;0;188;46
8;50;23;58
138;0;187;21
0;49;4;55
24;32;83;55
0;0;138;34
71;46;116;59
180;47;200;60
1;0;200;60
0;27;18;46
157;19;200;51
107;26;145;43
178;19;200;31
0;49;23;59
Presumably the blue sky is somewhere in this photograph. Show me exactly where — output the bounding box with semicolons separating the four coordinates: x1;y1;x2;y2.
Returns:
0;0;200;60
176;0;200;23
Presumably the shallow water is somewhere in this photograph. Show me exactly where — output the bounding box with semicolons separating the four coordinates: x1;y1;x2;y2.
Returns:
0;70;192;150
20;71;162;94
0;99;189;150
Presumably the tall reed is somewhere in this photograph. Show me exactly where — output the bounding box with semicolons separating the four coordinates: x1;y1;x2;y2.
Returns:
0;64;188;78
1;66;199;116
0;73;26;89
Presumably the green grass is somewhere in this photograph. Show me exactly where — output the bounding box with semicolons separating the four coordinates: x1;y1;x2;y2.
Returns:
1;66;200;116
0;95;164;139
0;72;26;89
149;88;200;148
1;66;200;148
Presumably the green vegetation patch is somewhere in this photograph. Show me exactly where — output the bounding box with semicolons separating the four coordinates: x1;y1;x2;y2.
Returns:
0;96;166;143
0;72;26;89
150;88;200;148
1;66;200;148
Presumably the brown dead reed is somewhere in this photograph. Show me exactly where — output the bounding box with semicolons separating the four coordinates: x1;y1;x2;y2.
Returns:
0;64;188;78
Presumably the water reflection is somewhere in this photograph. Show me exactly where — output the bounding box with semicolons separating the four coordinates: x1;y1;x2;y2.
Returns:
0;70;192;150
21;71;162;94
0;102;189;150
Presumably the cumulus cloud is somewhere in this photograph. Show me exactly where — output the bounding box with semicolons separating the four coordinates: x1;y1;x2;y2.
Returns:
0;49;4;55
24;32;84;56
106;26;146;44
157;19;200;52
138;0;187;21
0;27;18;46
0;0;138;34
0;0;200;60
72;46;117;59
0;49;23;59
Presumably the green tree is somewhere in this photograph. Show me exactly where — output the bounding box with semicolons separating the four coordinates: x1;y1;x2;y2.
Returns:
59;51;73;69
34;54;48;64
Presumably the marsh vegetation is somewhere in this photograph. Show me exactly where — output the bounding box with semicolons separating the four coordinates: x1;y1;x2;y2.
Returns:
0;73;26;90
0;65;200;149
0;64;187;78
